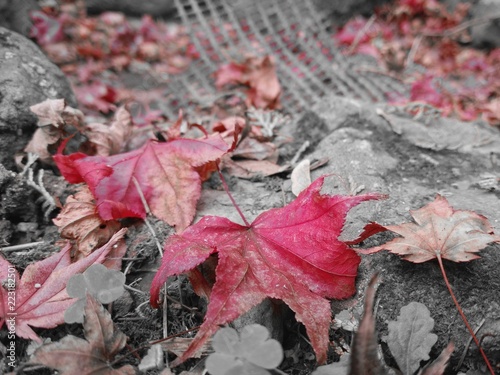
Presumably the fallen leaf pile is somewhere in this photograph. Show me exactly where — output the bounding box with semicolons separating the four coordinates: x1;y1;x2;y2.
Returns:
335;0;500;125
24;99;135;166
30;3;198;116
7;0;498;373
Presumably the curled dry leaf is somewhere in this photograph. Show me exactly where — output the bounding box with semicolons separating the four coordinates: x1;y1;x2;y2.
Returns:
349;273;384;375
221;158;289;179
150;176;385;365
0;229;127;341
24;99;84;163
84;106;134;156
232;136;278;162
291;159;312;196
53;185;121;259
30;294;135;375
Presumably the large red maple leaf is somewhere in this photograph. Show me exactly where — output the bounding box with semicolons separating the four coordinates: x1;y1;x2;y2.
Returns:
150;176;384;365
54;132;236;231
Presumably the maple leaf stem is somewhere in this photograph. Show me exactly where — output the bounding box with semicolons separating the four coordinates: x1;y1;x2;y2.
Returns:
436;253;495;375
217;169;250;226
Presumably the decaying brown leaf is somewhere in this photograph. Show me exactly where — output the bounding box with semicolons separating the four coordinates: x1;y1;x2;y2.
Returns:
222;158;289;179
355;194;500;262
30;294;136;374
160;337;212;359
53;185;121;259
85;106;134;156
25;99;85;163
420;342;454;375
349;274;384;375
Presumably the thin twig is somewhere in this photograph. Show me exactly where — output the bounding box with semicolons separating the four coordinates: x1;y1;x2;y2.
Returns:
405;34;423;68
290;140;310;166
0;241;45;252
131;176;163;256
346;15;376;55
218;168;250;226
163;287;169;368
110;325;202;368
132;176;170;367
124;284;146;295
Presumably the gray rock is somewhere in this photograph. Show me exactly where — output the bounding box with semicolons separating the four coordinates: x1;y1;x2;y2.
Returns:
470;0;500;48
0;0;39;37
306;95;500;369
0;27;76;170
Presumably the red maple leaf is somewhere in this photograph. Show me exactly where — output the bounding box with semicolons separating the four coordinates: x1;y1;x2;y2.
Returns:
55;132;237;231
30;11;65;46
74;82;118;114
0;229;127;341
150;176;384;365
214;56;281;109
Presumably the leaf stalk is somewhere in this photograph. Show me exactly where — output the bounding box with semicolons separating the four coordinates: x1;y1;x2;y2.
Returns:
217;168;250;226
436;253;495;375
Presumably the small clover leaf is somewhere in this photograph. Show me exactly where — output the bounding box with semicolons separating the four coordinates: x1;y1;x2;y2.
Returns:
206;324;283;375
64;264;125;324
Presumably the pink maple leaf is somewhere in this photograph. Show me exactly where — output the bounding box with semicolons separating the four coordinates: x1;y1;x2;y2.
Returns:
0;229;127;341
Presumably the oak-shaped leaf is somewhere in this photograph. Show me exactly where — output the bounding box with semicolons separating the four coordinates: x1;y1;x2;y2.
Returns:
55;132;237;231
150;176;385;365
206;324;283;375
53;185;121;259
30;294;136;375
386;302;438;375
0;229;127;341
65;264;126;324
353;194;500;262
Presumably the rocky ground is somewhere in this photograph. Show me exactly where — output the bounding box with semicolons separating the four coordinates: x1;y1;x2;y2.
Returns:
0;1;499;374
